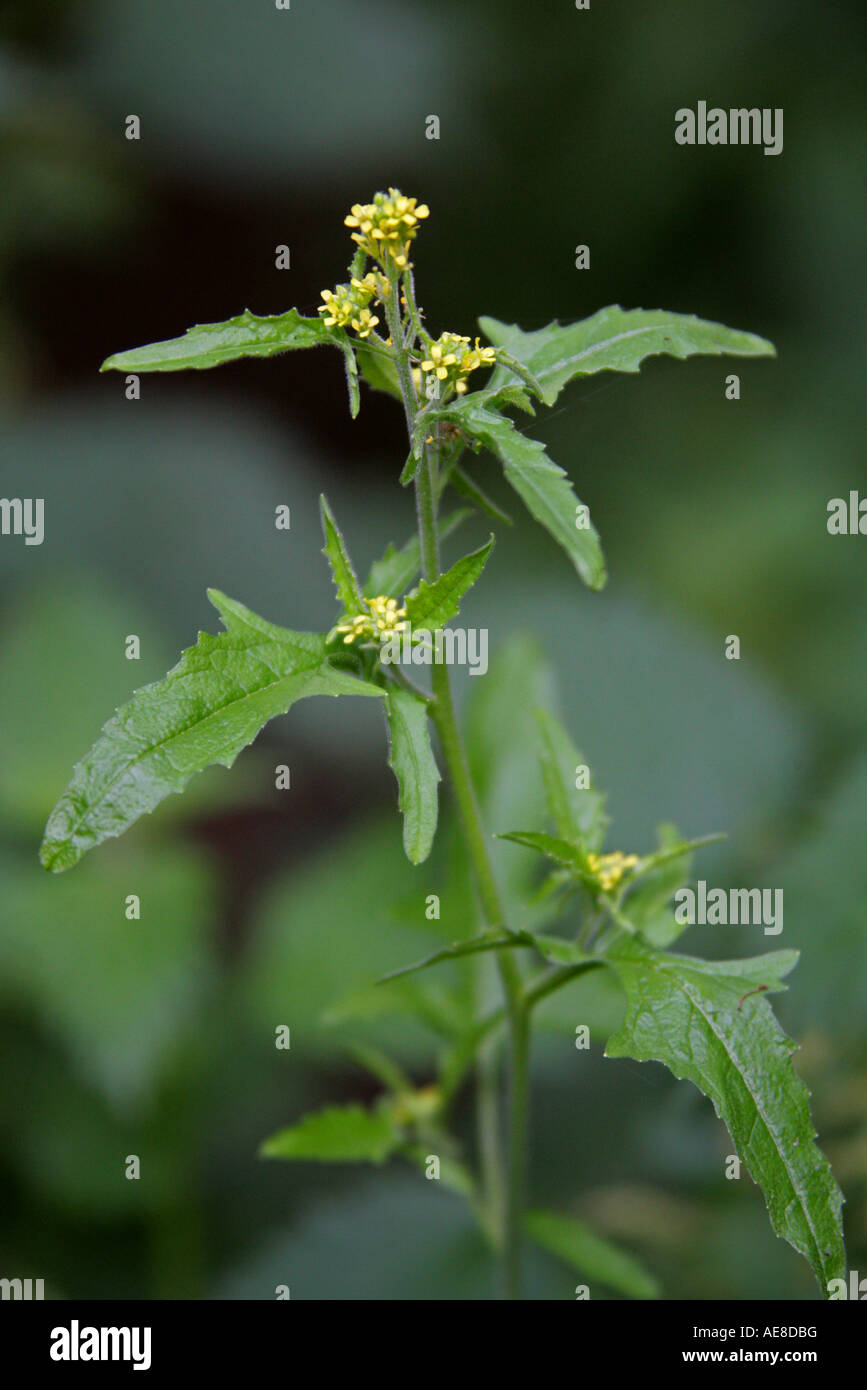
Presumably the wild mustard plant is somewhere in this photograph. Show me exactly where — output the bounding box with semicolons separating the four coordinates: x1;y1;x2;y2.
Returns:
41;189;844;1300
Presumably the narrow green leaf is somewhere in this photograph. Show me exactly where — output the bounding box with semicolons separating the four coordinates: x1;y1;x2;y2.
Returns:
260;1104;397;1163
619;824;697;947
363;509;471;598
535;707;607;851
379;928;534;984
498;830;589;877
399;450;422;486
526;1209;660;1299
530;934;594;966
320;495;363;615
404;537;494;631
347;1043;413;1096
384;689;441;865
100;308;339;373
604;937;845;1294
480;307;776;407
449;466;514;525
40;591;383;872
430;399;605;590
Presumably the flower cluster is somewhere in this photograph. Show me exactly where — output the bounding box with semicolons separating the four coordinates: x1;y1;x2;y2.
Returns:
586;851;639;892
318;273;381;338
419;333;497;395
334;594;408;645
345;189;430;271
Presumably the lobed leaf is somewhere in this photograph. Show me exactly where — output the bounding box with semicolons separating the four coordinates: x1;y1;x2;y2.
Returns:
480;306;776;407
604;937;846;1294
40;591;383;873
100;308;339;373
384;689;441;865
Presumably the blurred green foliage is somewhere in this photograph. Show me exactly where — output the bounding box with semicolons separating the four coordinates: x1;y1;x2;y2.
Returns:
0;0;864;1298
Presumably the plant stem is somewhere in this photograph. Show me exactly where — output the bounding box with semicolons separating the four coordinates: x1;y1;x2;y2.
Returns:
384;273;529;1296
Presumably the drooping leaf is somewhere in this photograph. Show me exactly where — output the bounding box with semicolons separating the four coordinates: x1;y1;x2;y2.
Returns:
363;509;471;598
100;308;339;373
428;399;605;590
40;591;384;872
535;707;607;851
260;1104;397;1164
526;1209;660;1299
604;937;846;1294
480;307;776;407
404;537;494;631
384;689;440;865
320;495;363;615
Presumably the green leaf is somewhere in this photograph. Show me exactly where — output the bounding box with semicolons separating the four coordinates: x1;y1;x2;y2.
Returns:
604;937;845;1294
260;1104;397;1164
498;830;590;879
449;466;514;526
619;824;698;947
480;307;776;407
100;307;339;373
380;926;586;983
384;689;440;865
40;591;384;873
363;509;471;598
320;495;363;615
535;708;607;851
380;929;534;984
430;399;605;590
355;337;402;401
526;1209;660;1299
404;537;494;631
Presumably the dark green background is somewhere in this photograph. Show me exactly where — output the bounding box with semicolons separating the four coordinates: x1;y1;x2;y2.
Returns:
0;0;864;1299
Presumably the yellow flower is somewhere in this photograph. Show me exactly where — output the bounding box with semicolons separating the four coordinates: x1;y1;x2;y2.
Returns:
344;189;430;271
586;851;639;893
318;272;381;337
334;594;409;645
419;333;497;395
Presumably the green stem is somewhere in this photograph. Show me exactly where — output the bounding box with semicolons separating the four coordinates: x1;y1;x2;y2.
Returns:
384;274;528;1296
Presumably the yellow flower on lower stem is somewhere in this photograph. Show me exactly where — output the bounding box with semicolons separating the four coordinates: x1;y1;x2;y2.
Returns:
334;594;408;645
586;851;639;892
